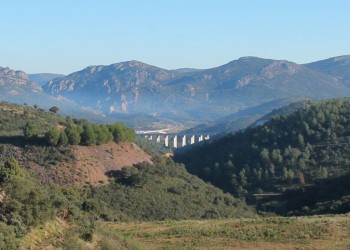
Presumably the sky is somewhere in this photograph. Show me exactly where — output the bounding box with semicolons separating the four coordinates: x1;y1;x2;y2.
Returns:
1;0;350;74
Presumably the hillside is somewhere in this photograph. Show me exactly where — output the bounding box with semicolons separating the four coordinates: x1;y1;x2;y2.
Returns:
305;55;350;87
175;98;350;215
0;102;253;249
184;98;308;135
0;67;114;124
43;57;350;123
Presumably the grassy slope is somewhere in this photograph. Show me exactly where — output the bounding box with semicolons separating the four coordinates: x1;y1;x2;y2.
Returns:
22;214;350;249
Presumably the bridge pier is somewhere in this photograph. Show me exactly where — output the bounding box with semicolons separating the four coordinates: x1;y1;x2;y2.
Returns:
182;135;186;147
190;135;195;144
173;135;178;148
164;135;169;147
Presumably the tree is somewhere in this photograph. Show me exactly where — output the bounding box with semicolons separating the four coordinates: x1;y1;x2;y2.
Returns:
239;169;247;186
58;131;69;146
271;149;283;164
23;122;38;139
81;124;97;145
49;106;59;114
260;148;270;162
45;128;61;146
287;169;295;184
65;125;81;145
109;123;136;143
319;167;328;179
0;157;23;183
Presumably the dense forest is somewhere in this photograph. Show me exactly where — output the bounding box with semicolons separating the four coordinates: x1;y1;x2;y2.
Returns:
175;98;350;214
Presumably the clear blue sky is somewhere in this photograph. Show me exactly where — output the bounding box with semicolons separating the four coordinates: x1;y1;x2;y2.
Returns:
1;0;349;74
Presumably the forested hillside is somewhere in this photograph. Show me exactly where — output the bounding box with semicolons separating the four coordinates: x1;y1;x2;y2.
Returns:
175;98;350;214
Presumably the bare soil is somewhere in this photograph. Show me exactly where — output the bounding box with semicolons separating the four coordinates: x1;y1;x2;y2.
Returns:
2;142;152;187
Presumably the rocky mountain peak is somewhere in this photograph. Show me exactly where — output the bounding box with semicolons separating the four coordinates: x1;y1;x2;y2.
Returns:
261;60;301;78
0;67;28;80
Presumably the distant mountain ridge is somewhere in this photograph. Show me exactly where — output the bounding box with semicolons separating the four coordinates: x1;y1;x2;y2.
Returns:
2;56;350;130
29;73;65;85
0;66;114;123
304;55;350;87
44;56;350;123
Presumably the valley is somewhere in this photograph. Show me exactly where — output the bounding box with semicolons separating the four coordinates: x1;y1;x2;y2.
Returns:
1;56;350;249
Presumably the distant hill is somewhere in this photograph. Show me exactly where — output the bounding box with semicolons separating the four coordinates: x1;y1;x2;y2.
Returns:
29;73;65;85
43;57;350;123
305;55;350;87
184;98;308;135
175;98;350;215
0;66;116;124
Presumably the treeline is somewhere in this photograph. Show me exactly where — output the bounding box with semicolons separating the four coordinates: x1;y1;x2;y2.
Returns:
175;99;350;199
0;102;136;147
23;118;135;146
43;121;135;146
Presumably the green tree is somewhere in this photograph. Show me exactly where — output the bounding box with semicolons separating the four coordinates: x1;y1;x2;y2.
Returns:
45;128;61;146
109;123;136;143
65;125;81;145
49;106;59;113
0;157;23;183
239;169;247;186
81;124;97;145
23;122;38;139
260;148;270;162
58;131;69;146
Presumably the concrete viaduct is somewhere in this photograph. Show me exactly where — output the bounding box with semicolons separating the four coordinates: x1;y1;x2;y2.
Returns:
139;134;210;148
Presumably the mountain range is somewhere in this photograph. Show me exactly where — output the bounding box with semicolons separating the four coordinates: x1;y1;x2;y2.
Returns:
2;55;350;131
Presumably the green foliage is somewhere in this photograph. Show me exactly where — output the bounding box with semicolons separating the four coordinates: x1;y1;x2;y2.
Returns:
58;130;69;146
175;99;350;209
0;157;23;183
109;123;136;143
65;125;81;145
0;222;18;250
80;124;97;145
0;102;65;137
0;102;136;148
24;145;75;166
45;128;61;146
49;106;59;113
91;158;253;221
23;121;39;139
135;137;171;157
260;172;350;215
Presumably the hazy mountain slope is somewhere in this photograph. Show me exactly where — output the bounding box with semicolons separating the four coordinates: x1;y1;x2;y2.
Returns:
305;55;350;86
43;57;350;123
184;98;308;135
0;66;114;123
29;73;65;85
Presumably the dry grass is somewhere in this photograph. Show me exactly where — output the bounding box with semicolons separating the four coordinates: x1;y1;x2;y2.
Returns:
96;214;350;250
20;218;68;250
